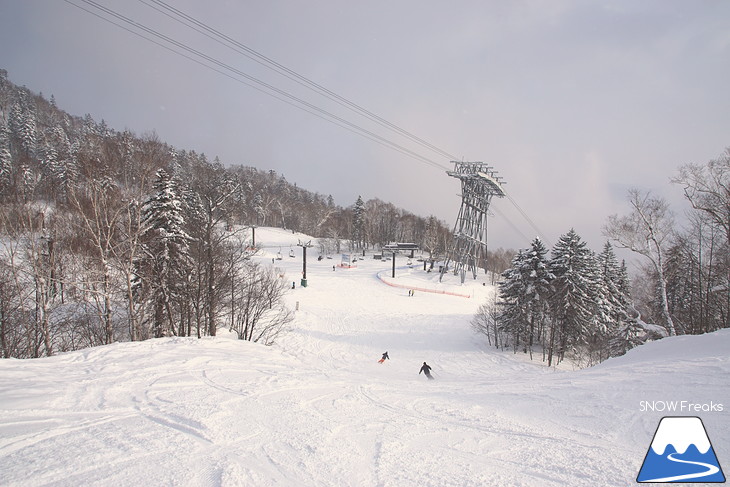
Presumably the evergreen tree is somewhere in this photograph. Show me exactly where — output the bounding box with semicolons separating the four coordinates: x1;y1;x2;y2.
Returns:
609;257;648;358
497;249;529;351
547;229;598;366
597;243;622;311
40;144;62;199
585;248;613;365
8;91;37;158
594;243;623;356
82;114;98;137
521;237;554;359
253;193;265;225
617;259;632;310
352;195;366;249
496;238;554;359
49;125;77;198
136;169;192;338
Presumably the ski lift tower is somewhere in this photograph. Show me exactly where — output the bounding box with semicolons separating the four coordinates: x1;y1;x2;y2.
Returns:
440;161;505;284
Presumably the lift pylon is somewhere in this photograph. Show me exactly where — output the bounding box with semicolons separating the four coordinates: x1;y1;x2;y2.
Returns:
440;161;505;284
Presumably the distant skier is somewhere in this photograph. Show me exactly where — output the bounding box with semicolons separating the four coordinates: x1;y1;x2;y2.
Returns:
378;351;389;364
419;362;433;380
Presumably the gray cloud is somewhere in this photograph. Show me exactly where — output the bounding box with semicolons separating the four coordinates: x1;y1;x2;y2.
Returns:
1;0;728;252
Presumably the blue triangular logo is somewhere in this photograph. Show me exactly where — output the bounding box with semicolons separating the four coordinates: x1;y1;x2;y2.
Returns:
637;416;726;483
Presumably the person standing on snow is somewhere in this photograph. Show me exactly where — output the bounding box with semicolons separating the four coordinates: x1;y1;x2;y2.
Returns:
419;362;433;379
378;351;389;363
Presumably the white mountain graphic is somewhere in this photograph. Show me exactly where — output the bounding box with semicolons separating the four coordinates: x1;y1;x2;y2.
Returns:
638;416;725;483
651;417;711;455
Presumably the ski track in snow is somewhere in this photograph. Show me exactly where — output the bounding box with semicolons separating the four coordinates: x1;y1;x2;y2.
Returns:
0;228;728;487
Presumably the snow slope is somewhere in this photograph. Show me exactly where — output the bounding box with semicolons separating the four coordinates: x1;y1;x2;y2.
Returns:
1;227;728;487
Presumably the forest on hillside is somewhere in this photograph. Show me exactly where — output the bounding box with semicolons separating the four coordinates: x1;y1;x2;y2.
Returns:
0;69;727;366
478;151;730;367
0;70;456;358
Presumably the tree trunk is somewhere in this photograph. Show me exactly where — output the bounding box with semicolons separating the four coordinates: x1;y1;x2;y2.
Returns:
207;235;216;337
104;264;113;344
654;250;676;336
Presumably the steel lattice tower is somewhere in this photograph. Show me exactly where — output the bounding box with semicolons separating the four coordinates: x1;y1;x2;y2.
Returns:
440;161;505;283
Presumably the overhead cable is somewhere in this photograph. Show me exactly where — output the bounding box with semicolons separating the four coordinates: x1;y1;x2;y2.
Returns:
64;0;549;245
65;0;449;171
140;0;459;163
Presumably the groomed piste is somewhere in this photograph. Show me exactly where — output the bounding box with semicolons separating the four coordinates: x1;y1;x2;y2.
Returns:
0;227;728;487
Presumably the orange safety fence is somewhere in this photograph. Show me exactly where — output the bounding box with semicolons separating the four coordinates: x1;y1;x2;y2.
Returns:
376;273;472;298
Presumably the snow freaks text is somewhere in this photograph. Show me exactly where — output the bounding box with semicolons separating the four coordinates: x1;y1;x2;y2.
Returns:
639;401;724;413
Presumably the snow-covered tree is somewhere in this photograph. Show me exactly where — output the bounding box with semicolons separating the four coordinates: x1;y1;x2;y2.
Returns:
497;249;529;352
67;178;127;345
496;237;553;359
43;124;77;201
594;242;637;360
253;192;265;225
547;229;598;366
9;92;37;158
673;149;730;247
672;152;729;331
0;121;12;199
352;195;365;249
136;169;192;338
604;189;676;336
186;160;240;337
521;237;554;359
423;215;442;263
19;164;36;201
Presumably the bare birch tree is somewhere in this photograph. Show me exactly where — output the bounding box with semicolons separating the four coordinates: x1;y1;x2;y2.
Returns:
673;149;730;244
231;261;293;345
672;150;730;329
67;179;125;344
604;189;676;336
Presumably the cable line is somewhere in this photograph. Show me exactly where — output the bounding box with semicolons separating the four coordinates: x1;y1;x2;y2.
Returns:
139;0;459;163
64;0;548;246
66;0;448;171
491;205;533;245
504;192;550;246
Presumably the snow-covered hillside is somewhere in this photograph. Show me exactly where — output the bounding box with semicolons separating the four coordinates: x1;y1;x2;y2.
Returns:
1;228;728;486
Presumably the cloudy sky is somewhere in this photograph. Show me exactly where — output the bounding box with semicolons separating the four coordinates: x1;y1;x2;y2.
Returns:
1;0;729;251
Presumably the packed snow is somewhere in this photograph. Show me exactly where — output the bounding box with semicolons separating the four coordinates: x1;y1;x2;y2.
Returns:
1;227;728;486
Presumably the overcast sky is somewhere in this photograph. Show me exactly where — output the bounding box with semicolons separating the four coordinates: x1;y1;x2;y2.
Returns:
1;0;729;252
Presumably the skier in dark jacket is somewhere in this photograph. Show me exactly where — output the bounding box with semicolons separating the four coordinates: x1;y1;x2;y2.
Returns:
378;351;389;364
419;362;433;379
